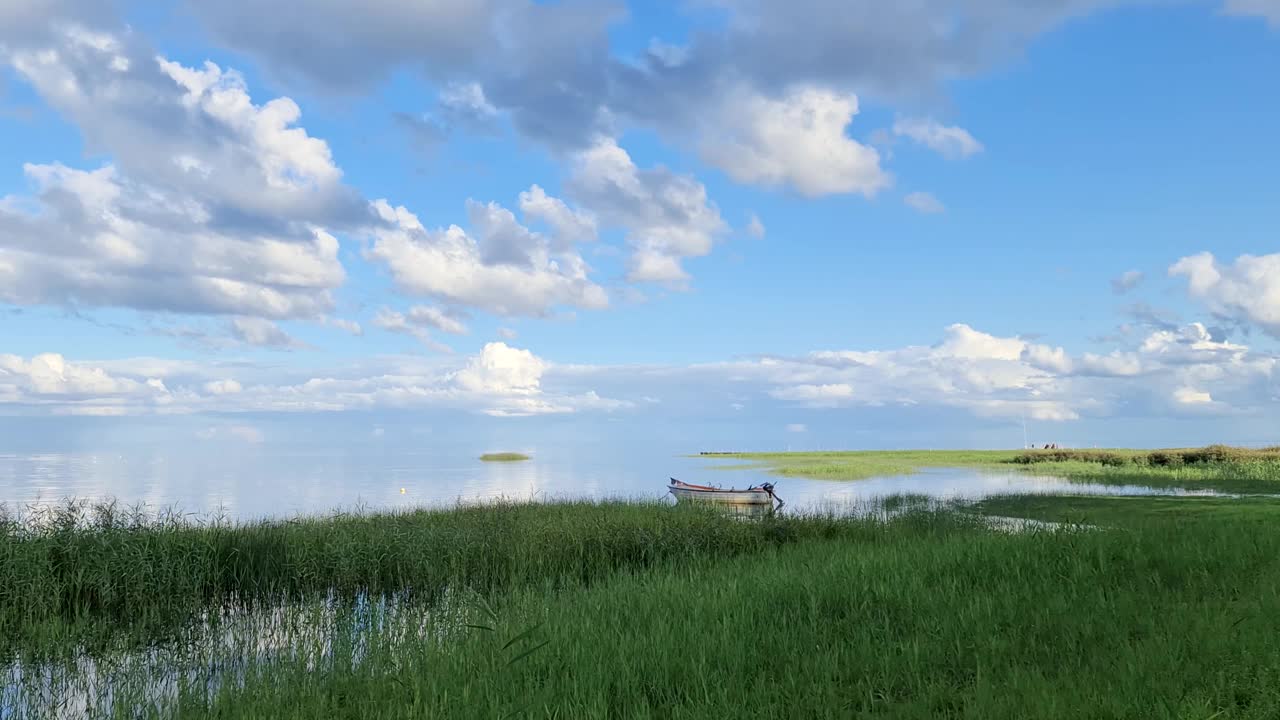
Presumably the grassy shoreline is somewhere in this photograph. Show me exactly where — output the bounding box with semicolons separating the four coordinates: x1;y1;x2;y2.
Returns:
705;446;1280;493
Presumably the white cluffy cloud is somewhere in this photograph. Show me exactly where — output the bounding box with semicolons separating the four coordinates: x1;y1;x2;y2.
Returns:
701;87;890;198
0;343;630;418
364;195;608;317
741;320;1275;422
1171;252;1280;337
892;117;984;159
0;27;360;322
0;352;174;416
0;25;641;330
374;306;468;352
3;318;1276;423
568;138;727;285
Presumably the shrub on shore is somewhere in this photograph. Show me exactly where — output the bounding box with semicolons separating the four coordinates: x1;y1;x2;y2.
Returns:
1010;444;1280;468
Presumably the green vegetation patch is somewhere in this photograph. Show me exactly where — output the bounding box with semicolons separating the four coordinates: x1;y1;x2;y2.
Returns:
706;446;1280;494
705;449;1020;481
480;452;531;462
168;506;1280;719
972;494;1280;528
0;499;875;659
1011;444;1280;467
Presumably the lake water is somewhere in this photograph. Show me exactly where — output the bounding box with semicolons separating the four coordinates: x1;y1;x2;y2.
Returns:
0;442;1229;520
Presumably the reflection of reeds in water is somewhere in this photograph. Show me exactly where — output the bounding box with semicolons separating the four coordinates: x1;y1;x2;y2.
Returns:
3;589;478;719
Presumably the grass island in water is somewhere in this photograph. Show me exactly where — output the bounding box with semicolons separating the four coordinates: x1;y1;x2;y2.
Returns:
479;452;531;462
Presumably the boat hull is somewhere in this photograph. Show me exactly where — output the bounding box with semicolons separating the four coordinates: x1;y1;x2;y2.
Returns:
668;486;774;506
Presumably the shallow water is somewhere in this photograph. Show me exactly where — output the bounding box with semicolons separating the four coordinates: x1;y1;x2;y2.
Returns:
2;592;471;720
0;443;1236;520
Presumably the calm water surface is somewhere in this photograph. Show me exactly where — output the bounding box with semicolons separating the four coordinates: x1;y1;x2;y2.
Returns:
0;442;1228;519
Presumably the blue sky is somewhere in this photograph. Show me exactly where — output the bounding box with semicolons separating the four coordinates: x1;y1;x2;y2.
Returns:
1;0;1279;450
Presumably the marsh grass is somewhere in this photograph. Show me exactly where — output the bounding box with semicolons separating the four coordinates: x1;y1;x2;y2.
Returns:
159;503;1280;719
706;449;1018;480
479;453;531;462
972;494;1280;527
707;446;1280;493
10;493;1280;718
1011;444;1280;467
0;498;871;661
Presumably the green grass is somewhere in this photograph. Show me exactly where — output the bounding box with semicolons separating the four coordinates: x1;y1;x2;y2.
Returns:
163;506;1280;719
479;452;531;462
972;494;1280;528
1011;459;1280;494
707;447;1280;493
706;449;1020;481
12;494;1280;718
0;499;863;660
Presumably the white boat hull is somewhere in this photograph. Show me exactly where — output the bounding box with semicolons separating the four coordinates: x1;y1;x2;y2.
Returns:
668;486;774;505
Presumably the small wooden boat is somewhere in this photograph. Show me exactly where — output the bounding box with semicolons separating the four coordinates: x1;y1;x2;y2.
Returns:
668;478;781;506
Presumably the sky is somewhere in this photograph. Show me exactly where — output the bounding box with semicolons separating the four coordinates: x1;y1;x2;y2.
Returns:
1;0;1279;452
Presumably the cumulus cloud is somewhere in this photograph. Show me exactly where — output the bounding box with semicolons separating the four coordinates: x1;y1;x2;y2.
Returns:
172;0;1160;208
518;185;597;245
771;384;855;406
892;117;984;159
203;379;243;395
323;318;364;336
453;342;543;395
1170;252;1280;338
364;196;608;316
374;306;468;351
904;191;945;214
1139;322;1247;365
1022;343;1142;377
1111;270;1144;294
567;138;727;284
405;306;468;335
745;213;766;239
700;87;889;197
0;27;359;321
0;343;630;418
0;352;174;415
741;321;1274;422
5;318;1277;423
230;318;305;349
438;81;500;128
0;23;629;328
1173;386;1213;405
